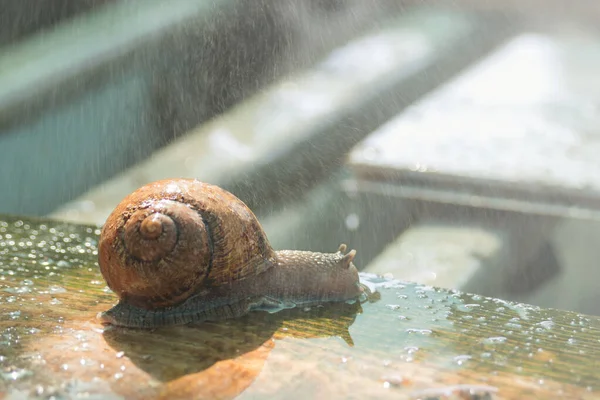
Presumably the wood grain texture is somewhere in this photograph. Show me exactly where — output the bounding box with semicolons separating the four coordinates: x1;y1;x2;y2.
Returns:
1;215;599;399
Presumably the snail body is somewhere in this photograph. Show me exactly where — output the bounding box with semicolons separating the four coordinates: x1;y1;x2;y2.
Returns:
98;179;363;328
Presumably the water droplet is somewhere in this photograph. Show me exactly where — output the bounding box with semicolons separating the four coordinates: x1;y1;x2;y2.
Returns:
8;311;21;320
405;328;432;336
48;285;66;294
116;351;125;359
454;355;472;365
3;286;31;294
1;367;32;381
345;213;360;231
505;322;522;329
56;260;71;268
49;298;62;305
482;336;507;345
380;374;407;387
539;320;554;330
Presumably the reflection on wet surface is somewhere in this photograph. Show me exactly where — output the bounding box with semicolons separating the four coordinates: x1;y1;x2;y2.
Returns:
1;215;600;399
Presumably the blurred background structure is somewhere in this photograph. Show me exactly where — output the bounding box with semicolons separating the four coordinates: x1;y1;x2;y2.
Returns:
2;0;600;316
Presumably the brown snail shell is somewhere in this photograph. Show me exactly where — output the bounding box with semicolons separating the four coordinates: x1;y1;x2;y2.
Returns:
98;178;363;328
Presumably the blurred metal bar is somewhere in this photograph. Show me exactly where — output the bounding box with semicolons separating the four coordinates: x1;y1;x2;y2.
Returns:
0;0;234;123
0;0;115;48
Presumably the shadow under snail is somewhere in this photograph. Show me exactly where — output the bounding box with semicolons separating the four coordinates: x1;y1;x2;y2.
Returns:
97;178;364;328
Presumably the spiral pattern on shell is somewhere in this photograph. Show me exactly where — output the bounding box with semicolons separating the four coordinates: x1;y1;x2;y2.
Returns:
124;203;189;262
98;179;276;310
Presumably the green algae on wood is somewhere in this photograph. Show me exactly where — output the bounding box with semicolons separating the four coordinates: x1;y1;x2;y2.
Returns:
1;214;599;399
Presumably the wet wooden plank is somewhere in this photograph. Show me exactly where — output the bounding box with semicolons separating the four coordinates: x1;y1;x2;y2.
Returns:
49;7;513;225
1;215;599;399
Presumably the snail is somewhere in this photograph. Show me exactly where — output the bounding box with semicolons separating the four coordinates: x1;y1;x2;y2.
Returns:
97;178;364;328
